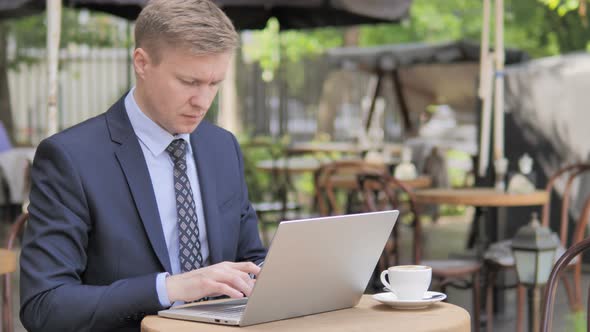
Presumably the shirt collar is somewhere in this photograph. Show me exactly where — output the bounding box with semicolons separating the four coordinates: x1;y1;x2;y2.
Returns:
124;87;192;157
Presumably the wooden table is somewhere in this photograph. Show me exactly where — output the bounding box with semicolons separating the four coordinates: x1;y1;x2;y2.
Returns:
141;295;471;332
256;157;325;174
256;157;431;216
331;174;432;191
413;188;548;207
256;157;401;175
287;142;403;156
287;142;365;155
413;187;549;246
413;187;549;313
0;249;16;275
388;175;432;190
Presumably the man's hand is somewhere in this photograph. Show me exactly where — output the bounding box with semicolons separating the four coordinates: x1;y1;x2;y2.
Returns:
165;261;261;303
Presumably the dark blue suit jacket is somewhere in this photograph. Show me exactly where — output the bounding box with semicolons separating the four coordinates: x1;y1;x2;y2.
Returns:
19;96;267;332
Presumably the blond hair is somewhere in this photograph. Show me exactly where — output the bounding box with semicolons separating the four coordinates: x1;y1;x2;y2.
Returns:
135;0;238;62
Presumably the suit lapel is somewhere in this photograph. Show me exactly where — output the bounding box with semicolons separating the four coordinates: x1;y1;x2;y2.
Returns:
191;126;223;264
106;98;172;273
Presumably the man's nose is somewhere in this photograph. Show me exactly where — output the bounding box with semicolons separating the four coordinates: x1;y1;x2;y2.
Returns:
189;88;214;109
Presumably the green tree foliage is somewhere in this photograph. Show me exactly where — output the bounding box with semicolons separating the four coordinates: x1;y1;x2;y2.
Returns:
539;0;581;16
242;18;342;83
359;0;482;45
244;0;590;78
538;0;590;52
7;9;128;67
357;0;585;57
9;8;127;48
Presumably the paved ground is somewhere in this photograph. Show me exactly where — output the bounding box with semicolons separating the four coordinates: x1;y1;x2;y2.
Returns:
3;208;587;331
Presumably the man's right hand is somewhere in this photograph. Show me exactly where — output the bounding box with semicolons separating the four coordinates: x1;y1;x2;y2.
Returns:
165;261;261;303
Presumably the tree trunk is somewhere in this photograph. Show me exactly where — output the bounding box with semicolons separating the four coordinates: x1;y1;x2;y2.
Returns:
0;22;14;143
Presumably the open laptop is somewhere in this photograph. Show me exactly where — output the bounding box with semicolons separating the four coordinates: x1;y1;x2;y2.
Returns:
158;210;398;326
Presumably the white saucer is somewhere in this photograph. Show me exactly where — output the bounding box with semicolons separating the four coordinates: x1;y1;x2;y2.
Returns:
372;291;447;310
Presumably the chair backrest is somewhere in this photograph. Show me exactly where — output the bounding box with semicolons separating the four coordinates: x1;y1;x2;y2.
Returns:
541;163;590;247
315;160;386;216
541;196;590;332
2;213;28;332
358;172;422;264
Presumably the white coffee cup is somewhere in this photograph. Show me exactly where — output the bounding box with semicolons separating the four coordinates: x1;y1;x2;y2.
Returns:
380;265;432;300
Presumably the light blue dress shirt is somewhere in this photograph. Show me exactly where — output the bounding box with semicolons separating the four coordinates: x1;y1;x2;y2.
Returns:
124;88;209;307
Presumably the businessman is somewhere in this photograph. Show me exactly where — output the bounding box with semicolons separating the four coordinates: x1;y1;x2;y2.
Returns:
19;1;267;331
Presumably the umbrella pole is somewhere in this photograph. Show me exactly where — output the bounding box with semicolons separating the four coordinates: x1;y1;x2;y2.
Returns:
46;0;62;138
479;58;494;177
494;0;508;191
493;0;505;165
478;0;492;176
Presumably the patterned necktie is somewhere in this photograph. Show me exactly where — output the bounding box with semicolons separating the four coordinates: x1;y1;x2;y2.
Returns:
166;139;203;272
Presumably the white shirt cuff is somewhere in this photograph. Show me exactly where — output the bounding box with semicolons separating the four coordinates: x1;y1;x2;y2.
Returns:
156;272;171;307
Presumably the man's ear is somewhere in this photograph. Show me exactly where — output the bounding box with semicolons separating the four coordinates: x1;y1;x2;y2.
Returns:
133;48;151;80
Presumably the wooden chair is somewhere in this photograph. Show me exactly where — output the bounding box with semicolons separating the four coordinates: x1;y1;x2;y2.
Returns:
541;234;590;332
484;164;590;332
359;172;481;332
2;213;28;332
314;160;385;217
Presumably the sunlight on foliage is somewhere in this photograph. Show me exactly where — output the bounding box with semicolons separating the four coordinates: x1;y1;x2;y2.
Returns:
539;0;581;16
7;8;129;69
242;18;342;82
9;8;128;49
241;0;588;80
359;0;567;57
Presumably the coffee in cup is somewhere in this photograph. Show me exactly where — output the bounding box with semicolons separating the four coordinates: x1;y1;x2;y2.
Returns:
380;265;432;300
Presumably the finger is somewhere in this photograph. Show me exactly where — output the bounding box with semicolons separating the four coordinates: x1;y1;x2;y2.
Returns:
230;262;261;276
230;272;255;296
214;282;245;299
217;271;255;297
242;278;257;297
226;269;257;294
247;277;256;291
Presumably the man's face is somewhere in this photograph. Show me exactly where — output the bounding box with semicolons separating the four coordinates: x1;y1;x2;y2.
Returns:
133;46;231;135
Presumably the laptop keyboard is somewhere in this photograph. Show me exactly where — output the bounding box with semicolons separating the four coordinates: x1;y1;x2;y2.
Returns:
187;304;246;320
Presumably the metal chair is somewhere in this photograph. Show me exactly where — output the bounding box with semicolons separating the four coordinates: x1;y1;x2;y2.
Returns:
359;172;481;332
2;213;28;332
484;163;590;332
541;234;590;332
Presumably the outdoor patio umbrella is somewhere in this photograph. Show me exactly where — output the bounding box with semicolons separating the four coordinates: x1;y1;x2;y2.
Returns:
0;0;412;29
0;0;412;137
65;0;413;29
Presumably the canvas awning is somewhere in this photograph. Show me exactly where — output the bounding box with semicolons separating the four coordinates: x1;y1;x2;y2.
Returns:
0;0;413;138
327;41;527;133
0;0;412;29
